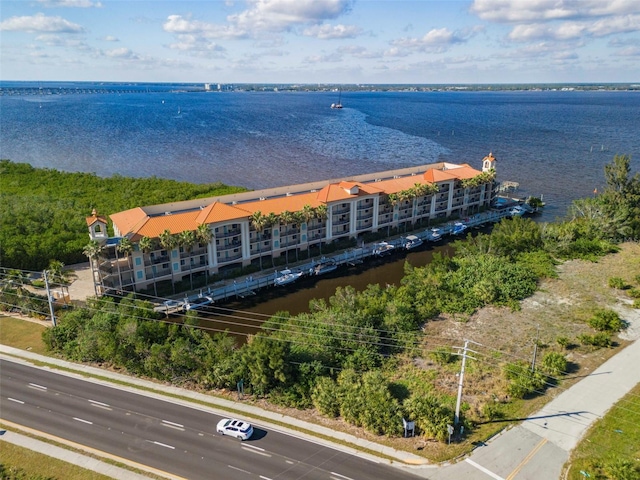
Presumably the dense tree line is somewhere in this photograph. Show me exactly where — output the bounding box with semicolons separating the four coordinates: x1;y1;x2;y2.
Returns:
0;160;246;270
38;155;638;442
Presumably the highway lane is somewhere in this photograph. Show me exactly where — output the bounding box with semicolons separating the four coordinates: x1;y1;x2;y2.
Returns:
0;358;421;480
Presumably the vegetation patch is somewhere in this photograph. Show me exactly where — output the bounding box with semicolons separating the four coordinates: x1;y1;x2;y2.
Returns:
565;382;640;480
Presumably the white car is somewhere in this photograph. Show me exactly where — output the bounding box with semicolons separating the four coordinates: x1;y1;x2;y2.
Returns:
216;418;254;440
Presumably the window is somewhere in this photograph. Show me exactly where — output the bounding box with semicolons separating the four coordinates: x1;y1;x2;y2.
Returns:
135;257;142;266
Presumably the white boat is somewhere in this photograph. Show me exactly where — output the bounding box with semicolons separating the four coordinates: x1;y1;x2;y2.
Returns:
428;228;442;242
509;205;526;217
452;222;467;236
404;235;423;250
185;295;213;311
313;259;338;275
274;269;303;286
330;89;343;109
373;242;395;257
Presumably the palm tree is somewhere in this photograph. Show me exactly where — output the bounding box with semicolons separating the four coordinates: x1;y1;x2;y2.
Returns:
179;229;196;290
314;205;328;254
117;236;134;292
279;210;295;265
300;204;315;259
266;212;279;267
159;229;178;294
138;235;158;297
83;240;104;296
196;223;213;284
250;211;268;270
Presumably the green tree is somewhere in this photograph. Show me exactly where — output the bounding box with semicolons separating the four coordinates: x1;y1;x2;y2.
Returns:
241;334;290;396
138;236;157;297
250;211;268;270
159;229;178;294
195;223;213;284
82;240;103;296
179;229;196;290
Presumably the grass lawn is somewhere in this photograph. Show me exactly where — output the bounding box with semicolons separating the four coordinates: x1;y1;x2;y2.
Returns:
0;315;49;355
565;382;640;479
0;441;113;480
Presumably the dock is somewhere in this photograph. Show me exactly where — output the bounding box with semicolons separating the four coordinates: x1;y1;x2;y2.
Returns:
158;201;531;312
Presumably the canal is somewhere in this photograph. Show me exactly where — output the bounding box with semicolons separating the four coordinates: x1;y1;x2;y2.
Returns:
197;242;456;343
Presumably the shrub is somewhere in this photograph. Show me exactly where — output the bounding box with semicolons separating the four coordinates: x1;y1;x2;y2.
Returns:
503;361;546;399
556;336;570;349
588;309;624;332
578;333;612;348
481;401;505;421
627;288;640;299
541;352;568;377
430;346;455;365
608;277;627;289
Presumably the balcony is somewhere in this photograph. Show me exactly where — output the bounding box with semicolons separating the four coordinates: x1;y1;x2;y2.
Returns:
332;217;350;226
218;252;243;263
332;206;350;215
357;202;374;210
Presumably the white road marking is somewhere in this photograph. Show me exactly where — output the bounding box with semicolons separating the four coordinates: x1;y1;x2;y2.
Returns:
241;445;271;457
285;460;294;465
465;458;505;480
152;441;175;450
260;476;273;480
88;399;112;410
28;383;47;390
161;420;185;431
228;464;252;474
330;473;354;480
7;397;25;404
73;417;93;425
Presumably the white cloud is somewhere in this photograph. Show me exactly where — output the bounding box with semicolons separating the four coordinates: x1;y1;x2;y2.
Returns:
470;0;640;23
338;45;380;59
229;0;353;32
163;14;248;40
303;24;361;39
102;35;118;42
37;0;102;7
105;47;139;60
0;13;85;33
390;27;473;54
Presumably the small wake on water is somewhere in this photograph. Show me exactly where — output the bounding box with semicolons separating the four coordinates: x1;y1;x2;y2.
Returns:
300;108;450;167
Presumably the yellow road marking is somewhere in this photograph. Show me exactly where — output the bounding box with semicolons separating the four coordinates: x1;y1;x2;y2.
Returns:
506;437;547;480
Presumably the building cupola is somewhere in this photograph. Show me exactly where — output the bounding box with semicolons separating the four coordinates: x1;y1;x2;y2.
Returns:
482;152;496;173
86;208;108;241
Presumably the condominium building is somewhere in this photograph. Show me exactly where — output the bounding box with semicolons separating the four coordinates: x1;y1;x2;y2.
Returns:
86;154;498;295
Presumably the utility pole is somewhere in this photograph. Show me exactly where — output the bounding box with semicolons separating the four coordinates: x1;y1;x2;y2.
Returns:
454;339;478;428
43;270;57;327
531;325;540;373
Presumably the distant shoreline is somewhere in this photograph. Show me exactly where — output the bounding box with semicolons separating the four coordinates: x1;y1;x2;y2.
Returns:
1;81;639;96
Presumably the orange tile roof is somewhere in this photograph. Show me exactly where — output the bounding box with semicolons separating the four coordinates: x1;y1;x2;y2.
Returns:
195;201;251;224
110;207;148;236
109;162;487;239
133;210;201;241
444;164;482;180
240;192;321;215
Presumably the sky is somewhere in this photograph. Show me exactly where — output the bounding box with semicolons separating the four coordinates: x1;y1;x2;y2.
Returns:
1;0;640;84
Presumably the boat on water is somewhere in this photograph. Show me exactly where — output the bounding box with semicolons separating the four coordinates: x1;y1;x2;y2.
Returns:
185;295;213;311
373;241;395;257
509;205;527;217
404;235;423;250
274;269;303;286
427;228;442;242
330;89;343;109
313;259;338;275
452;222;468;236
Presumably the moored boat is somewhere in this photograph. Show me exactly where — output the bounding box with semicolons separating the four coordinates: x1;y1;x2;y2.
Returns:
452;222;467;236
404;235;423;250
274;269;303;286
373;241;395;257
185;295;213;311
313;259;338;275
427;228;442;242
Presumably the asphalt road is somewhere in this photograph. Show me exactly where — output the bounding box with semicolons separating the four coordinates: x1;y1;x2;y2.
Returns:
0;358;421;480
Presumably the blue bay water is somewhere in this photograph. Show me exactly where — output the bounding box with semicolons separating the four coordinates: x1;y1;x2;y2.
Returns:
1;83;638;222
